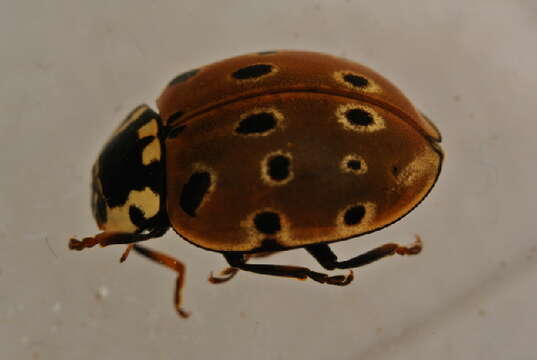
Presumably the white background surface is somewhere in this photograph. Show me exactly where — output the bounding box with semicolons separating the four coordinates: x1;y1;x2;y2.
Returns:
1;1;536;359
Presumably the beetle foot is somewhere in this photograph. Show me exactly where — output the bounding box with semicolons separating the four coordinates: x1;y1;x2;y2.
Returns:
324;270;354;286
395;234;423;256
307;269;354;286
176;307;191;318
68;231;121;250
68;236;100;250
208;267;239;284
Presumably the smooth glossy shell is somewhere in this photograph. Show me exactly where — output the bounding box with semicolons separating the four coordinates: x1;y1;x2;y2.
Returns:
159;50;443;252
158;51;441;142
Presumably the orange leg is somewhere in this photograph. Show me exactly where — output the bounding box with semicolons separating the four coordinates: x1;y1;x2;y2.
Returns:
69;227;168;250
122;244;190;318
69;228;190;317
120;244;134;263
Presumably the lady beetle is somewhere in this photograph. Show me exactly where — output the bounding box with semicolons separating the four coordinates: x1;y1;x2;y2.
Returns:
70;50;443;317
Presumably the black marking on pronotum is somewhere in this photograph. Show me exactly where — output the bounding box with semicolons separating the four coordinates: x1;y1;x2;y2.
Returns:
129;205;146;228
91;176;108;225
97;108;164;216
343;205;366;226
180;171;211;217
168;69;199;86
235;112;277;135
254;212;281;235
346;108;374;126
232;64;274;80
267;155;291;181
343;73;369;88
167;125;186;139
117;105;147;129
95;196;108;225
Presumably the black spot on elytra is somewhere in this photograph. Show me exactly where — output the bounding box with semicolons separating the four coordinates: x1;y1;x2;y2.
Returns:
236;112;276;135
347;160;362;171
346;108;374;126
392;165;400;176
258;50;278;55
260;238;281;250
232;64;273;79
343;73;369;88
252;238;284;253
254;212;281;234
96;107;164;229
344;205;366;226
267;155;291;182
180;172;211;217
129;205;146;228
167;125;186;138
169;69;199;86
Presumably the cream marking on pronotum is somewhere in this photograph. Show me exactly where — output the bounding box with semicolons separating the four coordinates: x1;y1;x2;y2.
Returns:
113;105;148;136
137;119;161;165
103;187;160;232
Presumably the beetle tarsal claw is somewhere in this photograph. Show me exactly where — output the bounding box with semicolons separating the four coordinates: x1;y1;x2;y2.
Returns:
327;270;354;286
395;234;423;256
313;269;354;286
208;267;240;284
176;307;191;318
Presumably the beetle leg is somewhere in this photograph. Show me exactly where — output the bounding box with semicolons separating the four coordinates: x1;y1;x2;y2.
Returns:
306;234;423;270
68;227;168;251
208;251;275;284
119;244;134;262
127;244;190;318
220;253;353;286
